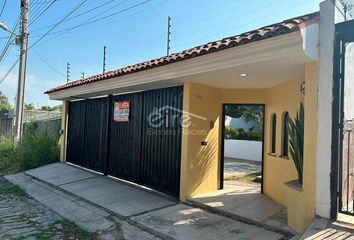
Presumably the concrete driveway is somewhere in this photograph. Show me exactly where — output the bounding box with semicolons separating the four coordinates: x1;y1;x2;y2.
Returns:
224;157;261;177
7;163;288;240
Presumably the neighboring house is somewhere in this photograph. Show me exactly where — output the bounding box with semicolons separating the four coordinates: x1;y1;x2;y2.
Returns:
23;110;62;122
224;116;257;131
45;0;354;234
0;110;13;138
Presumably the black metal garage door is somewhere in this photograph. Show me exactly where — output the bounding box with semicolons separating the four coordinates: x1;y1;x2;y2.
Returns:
66;98;108;173
66;86;183;197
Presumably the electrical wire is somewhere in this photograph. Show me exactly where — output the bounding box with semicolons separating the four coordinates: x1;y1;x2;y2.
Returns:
29;0;57;26
32;48;66;78
0;59;19;85
29;0;89;49
31;0;121;32
0;0;8;17
0;17;20;65
40;0;151;37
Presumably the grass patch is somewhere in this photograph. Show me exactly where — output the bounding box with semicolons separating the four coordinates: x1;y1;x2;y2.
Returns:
0;122;60;175
224;172;262;184
0;177;26;197
46;220;93;240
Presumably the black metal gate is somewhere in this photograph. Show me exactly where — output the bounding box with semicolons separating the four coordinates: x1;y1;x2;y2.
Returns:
66;98;108;173
66;86;183;197
332;19;354;217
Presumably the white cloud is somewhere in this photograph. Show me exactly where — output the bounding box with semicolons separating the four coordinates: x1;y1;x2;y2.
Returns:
0;68;61;107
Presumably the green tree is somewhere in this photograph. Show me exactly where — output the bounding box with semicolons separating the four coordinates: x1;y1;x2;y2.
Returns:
225;105;263;130
24;103;35;110
40;106;52;111
51;104;62;111
240;106;263;130
0;91;13;111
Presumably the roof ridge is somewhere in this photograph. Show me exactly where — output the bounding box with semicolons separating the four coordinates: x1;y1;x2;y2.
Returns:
45;12;319;94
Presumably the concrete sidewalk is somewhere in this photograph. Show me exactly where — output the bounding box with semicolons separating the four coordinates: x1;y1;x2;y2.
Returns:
6;163;289;240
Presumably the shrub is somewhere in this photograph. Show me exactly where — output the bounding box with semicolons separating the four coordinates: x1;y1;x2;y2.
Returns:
0;138;19;174
224;127;262;141
288;102;304;185
0;125;60;174
15;131;60;170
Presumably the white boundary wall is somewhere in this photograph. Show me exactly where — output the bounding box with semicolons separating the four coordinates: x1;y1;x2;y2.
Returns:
224;140;262;162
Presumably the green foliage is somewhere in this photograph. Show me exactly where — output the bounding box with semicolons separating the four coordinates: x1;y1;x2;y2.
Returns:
225;105;263;130
0;91;12;111
224;172;262;184
224;127;262;141
287;102;304;185
0;139;19;174
25;103;35;110
240;106;263;130
40;105;52;111
0;124;60;174
0;177;26;197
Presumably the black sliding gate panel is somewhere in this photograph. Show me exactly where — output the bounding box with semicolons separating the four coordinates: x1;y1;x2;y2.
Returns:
66;100;86;167
65;86;183;197
140;87;183;196
66;98;107;173
82;98;108;172
108;93;143;182
332;19;354;217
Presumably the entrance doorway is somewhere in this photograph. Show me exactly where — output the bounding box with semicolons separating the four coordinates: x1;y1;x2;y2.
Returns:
190;103;293;235
220;104;264;192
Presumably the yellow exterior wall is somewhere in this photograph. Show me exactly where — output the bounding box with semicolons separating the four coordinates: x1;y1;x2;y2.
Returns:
286;62;318;233
180;62;318;233
263;78;304;206
180;82;222;200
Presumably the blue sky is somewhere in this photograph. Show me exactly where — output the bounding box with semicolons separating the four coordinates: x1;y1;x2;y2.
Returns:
0;0;324;107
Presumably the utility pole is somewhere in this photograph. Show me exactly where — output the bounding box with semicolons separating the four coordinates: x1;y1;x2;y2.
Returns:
14;0;29;147
166;16;171;56
66;62;70;83
81;72;84;79
103;45;106;73
340;0;353;20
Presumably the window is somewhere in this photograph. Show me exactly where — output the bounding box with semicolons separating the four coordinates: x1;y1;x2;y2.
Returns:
270;114;276;154
281;112;289;157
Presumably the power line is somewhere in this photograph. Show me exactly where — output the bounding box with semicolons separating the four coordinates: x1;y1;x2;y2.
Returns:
0;17;20;65
29;0;89;49
29;0;57;26
0;0;8;17
32;0;121;32
0;59;19;85
41;0;167;43
43;0;151;37
172;0;311;50
32;48;66;78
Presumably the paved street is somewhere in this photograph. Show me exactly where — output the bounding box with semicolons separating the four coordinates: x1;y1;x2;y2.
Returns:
0;177;93;240
6;163;288;240
224;157;261;177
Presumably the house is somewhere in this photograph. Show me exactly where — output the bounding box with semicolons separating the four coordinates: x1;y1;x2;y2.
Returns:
45;0;354;234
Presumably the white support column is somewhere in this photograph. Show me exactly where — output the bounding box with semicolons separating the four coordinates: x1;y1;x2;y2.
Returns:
316;0;345;218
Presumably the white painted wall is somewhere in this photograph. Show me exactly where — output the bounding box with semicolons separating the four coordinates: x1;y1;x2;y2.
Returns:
224;139;262;162
224;116;257;131
344;42;354;120
316;0;345;218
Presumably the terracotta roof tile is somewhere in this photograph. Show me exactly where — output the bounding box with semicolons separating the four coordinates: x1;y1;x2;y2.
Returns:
45;12;319;94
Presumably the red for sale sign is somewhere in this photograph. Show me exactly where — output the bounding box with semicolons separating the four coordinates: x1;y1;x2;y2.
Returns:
114;101;130;122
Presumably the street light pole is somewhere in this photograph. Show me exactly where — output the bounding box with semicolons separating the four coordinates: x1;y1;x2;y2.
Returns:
14;0;29;146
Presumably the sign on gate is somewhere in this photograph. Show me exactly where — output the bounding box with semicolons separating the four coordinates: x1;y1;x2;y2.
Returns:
114;101;130;122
